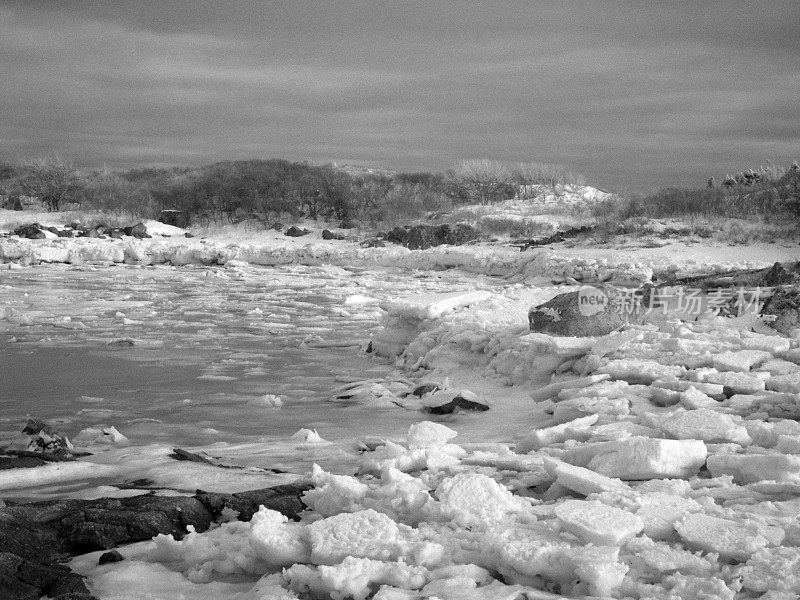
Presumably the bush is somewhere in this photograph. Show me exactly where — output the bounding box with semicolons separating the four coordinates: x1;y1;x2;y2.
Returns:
17;155;82;211
449;159;516;204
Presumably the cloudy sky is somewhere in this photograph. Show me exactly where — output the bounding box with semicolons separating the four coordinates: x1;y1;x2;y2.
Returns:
1;1;798;191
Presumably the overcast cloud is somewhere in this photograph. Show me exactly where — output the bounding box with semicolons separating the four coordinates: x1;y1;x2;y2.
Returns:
1;1;798;191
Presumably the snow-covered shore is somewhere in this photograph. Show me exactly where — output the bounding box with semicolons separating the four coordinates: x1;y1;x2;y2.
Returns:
2;212;800;599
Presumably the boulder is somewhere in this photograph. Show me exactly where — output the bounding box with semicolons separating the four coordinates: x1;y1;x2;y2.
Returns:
400;223;480;250
529;288;643;337
285;225;311;237
761;286;800;335
129;222;149;238
158;210;191;228
13;224;46;239
385;226;408;244
427;393;490;415
321;229;345;240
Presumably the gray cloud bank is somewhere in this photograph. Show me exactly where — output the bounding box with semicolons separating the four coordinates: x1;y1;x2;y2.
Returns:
1;1;798;191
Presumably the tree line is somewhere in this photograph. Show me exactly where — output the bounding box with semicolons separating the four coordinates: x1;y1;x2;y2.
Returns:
0;157;584;225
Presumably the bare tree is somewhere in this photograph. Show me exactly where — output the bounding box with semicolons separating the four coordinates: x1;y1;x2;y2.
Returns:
453;159;515;204
19;155;81;211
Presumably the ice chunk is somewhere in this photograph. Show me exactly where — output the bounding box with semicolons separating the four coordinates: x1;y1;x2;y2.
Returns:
383;291;492;320
407;421;457;450
597;359;686;384
759;358;800;376
766;372;800;393
742;547;800;594
285;557;426;600
679;386;718;409
528;374;611;402
302;464;370;516
494;525;627;597
552;395;629;424
586;437;707;480
308;509;401;565
659;408;751;445
703;371;766;395
516;414;598;453
634;493;703;540
542;456;630;496
740;331;790;353
707;452;800;484
712;350;771;372
662;574;735;600
587;421;660;442
554;499;643;546
249;507;311;566
435;472;528;527
675;513;773;562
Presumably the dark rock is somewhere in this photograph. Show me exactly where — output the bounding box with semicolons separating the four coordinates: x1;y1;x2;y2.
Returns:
13;224;46;239
0;480;310;598
0;456;49;469
158;210;191;228
98;550;124;565
109;229;124;239
45;226;60;235
529;288;644;337
763;262;800;286
365;341;373;353
107;338;135;347
761;286;800;335
389;223;481;250
359;238;385;248
427;394;490;415
285;225;311;237
321;229;345;240
20;419;74;457
272;222;283;231
56;229;73;238
411;383;441;397
184;232;194;238
129;222;149;239
385;226;408;245
82;229;100;239
195;481;312;522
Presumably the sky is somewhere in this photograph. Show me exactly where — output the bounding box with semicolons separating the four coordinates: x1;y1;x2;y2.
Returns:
1;1;798;192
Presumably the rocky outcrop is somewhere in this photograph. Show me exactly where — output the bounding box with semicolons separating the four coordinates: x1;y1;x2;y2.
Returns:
0;481;311;599
761;286;800;335
285;225;311;237
529;288;644;337
384;223;481;250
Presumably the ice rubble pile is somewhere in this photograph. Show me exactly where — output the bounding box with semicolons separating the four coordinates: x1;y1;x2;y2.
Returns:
142;312;800;599
0;233;763;285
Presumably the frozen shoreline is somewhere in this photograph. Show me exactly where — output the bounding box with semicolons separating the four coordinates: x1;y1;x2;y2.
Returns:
2;223;800;599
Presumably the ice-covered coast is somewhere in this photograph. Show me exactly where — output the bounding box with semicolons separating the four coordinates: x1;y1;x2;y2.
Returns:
2;215;800;600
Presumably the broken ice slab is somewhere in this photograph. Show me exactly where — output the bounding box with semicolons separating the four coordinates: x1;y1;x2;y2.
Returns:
382;290;493;321
712;349;772;373
658;408;751;445
766;372;800;393
516;414;598;453
675;512;778;562
528;373;611;402
554;499;643;546
583;437;708;480
707;452;800;484
597;359;686;384
542;457;630;496
702;371;766;395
